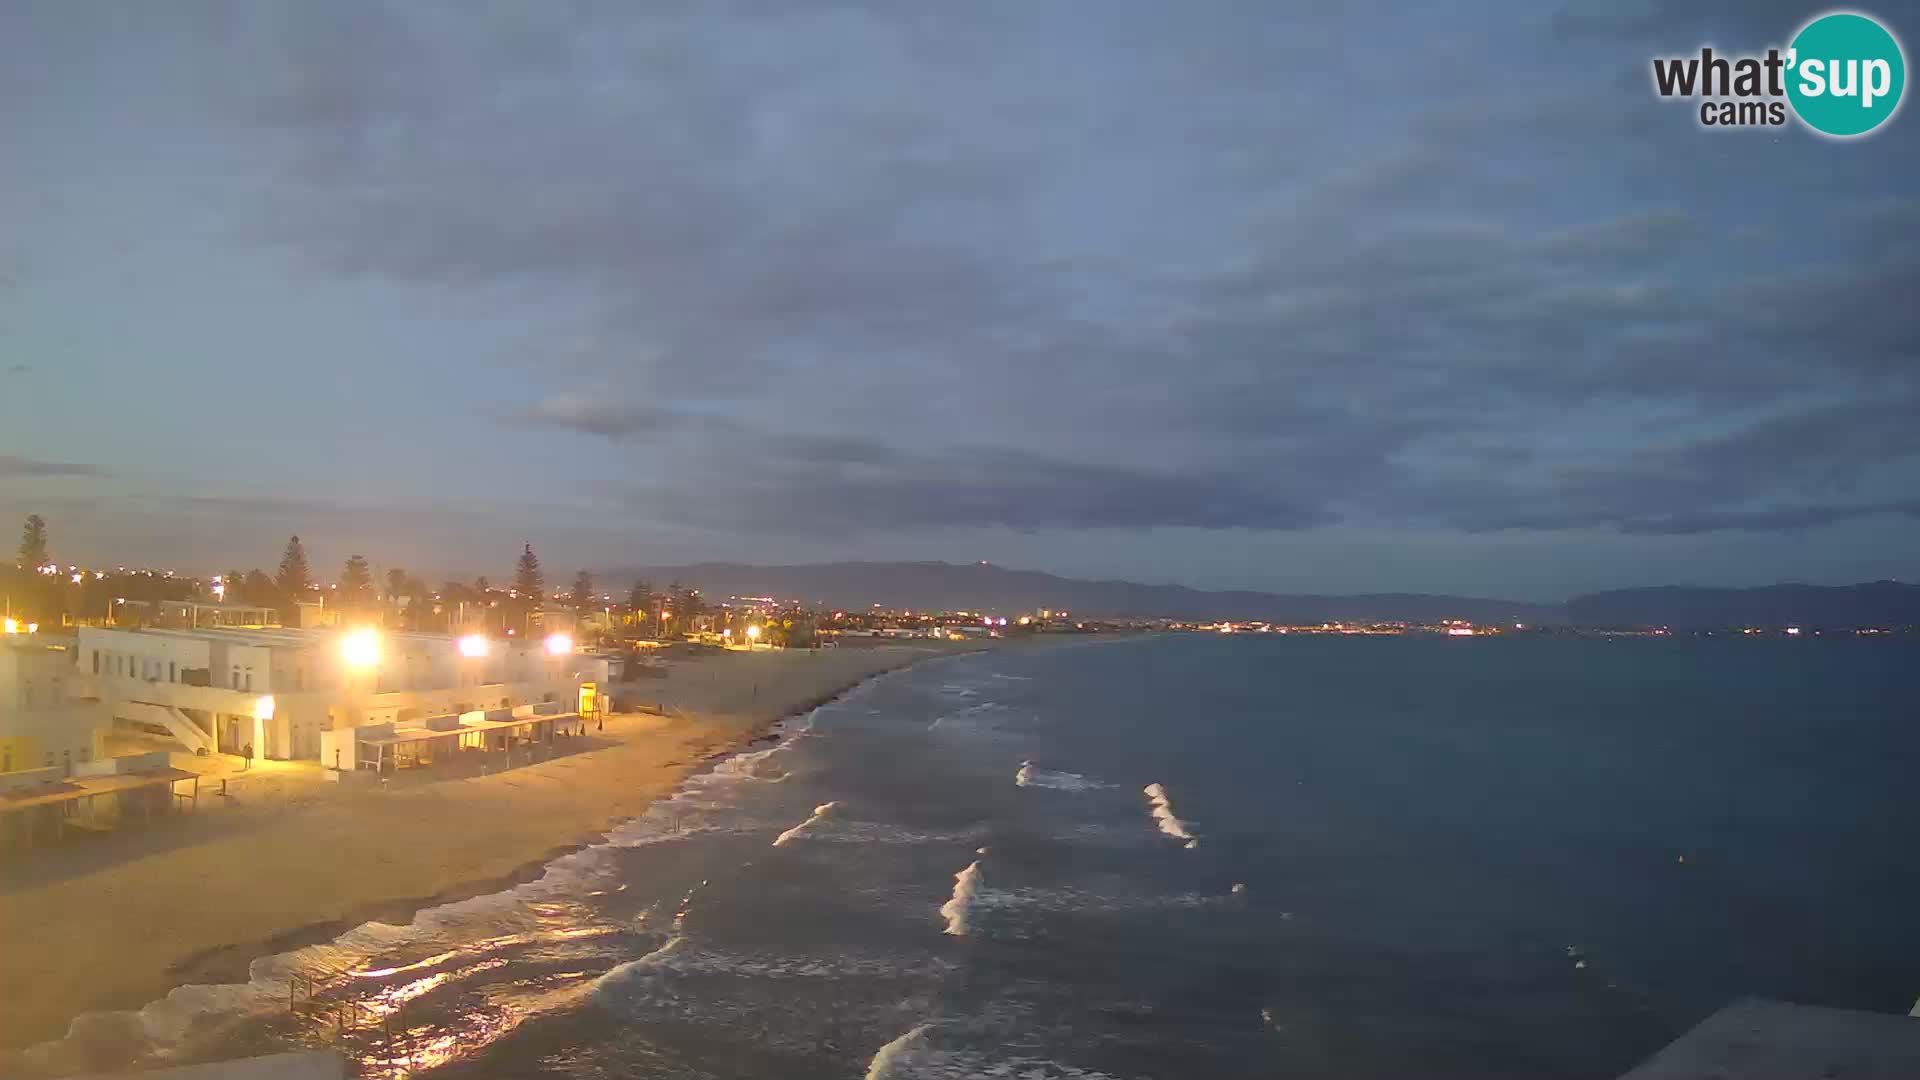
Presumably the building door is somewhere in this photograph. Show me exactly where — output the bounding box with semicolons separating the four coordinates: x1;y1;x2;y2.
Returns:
225;716;240;754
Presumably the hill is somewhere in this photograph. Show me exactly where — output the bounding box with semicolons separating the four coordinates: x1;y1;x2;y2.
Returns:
598;560;1559;625
1565;581;1920;629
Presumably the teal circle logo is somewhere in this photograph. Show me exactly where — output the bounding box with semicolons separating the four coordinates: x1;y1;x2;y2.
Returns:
1787;12;1906;137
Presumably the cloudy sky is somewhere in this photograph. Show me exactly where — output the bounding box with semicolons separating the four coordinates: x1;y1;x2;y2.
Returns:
2;1;1916;600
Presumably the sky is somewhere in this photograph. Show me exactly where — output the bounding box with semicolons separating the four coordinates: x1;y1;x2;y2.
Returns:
1;1;1917;602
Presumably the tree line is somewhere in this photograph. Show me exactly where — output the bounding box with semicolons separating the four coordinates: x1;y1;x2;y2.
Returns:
7;514;706;640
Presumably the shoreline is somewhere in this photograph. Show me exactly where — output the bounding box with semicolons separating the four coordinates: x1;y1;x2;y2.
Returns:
164;656;934;989
0;642;991;1057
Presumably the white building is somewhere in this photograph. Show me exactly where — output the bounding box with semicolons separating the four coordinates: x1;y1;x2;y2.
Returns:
0;634;109;775
75;626;607;764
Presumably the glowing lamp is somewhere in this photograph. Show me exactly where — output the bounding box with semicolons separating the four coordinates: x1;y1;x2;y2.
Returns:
458;633;490;658
2;618;16;634
544;633;573;656
746;625;761;642
339;627;381;669
254;695;276;721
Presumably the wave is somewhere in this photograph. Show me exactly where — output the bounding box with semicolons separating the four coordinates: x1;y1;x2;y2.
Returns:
1015;760;1102;791
1143;783;1199;849
940;861;984;936
929;701;1004;731
991;673;1032;681
772;801;840;846
863;1022;934;1079
591;935;685;993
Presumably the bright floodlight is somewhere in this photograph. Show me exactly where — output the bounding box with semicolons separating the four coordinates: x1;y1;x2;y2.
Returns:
544;632;573;656
2;618;16;634
458;633;490;658
254;695;276;721
339;627;381;669
746;624;761;641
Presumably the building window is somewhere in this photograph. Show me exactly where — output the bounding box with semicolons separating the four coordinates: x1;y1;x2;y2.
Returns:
244;670;253;692
92;651;100;675
169;661;177;682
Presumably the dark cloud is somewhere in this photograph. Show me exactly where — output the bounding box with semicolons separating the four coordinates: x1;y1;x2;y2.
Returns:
1618;501;1920;536
4;1;1918;590
0;454;100;478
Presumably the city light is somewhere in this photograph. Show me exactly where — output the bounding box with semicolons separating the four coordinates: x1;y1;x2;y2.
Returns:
254;695;276;721
458;633;490;658
339;627;381;669
2;618;16;634
746;624;762;642
544;632;573;656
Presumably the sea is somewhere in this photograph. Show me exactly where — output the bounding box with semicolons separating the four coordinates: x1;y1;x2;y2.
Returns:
14;632;1920;1079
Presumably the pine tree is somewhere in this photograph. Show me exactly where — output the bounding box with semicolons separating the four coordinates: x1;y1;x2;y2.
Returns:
570;570;595;613
17;514;48;569
276;535;311;594
341;554;373;607
629;579;654;623
514;544;544;600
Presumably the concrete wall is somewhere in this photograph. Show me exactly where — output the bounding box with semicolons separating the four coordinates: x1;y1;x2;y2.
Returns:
0;704;108;775
77;628;212;685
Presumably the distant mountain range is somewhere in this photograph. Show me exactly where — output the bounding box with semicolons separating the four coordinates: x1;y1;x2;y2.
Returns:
597;561;1919;630
602;560;1559;625
1565;580;1920;630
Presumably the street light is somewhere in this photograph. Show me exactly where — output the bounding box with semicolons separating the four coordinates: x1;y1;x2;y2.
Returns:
746;624;762;645
458;633;490;658
254;695;276;721
544;632;573;656
340;627;381;669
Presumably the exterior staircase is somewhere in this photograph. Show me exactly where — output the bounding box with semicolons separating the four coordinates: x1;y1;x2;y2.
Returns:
117;701;216;755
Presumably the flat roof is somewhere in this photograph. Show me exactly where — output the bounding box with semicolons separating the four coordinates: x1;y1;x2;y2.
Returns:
356;712;582;748
89;626;535;649
0;767;199;814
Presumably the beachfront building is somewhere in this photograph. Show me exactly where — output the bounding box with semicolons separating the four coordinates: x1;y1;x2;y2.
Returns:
74;626;608;764
0;634;109;776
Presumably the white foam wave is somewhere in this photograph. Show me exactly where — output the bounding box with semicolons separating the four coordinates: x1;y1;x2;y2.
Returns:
592;936;685;992
863;1022;934;1079
930;701;1004;731
940;861;983;936
991;673;1032;681
1015;760;1102;791
1143;782;1199;849
772;801;840;846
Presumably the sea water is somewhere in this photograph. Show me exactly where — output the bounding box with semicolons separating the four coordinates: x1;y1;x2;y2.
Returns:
15;633;1920;1079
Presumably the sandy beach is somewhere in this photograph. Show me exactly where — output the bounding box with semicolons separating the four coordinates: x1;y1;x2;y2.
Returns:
0;642;983;1052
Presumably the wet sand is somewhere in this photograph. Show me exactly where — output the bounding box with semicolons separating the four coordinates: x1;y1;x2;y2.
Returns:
0;643;982;1051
